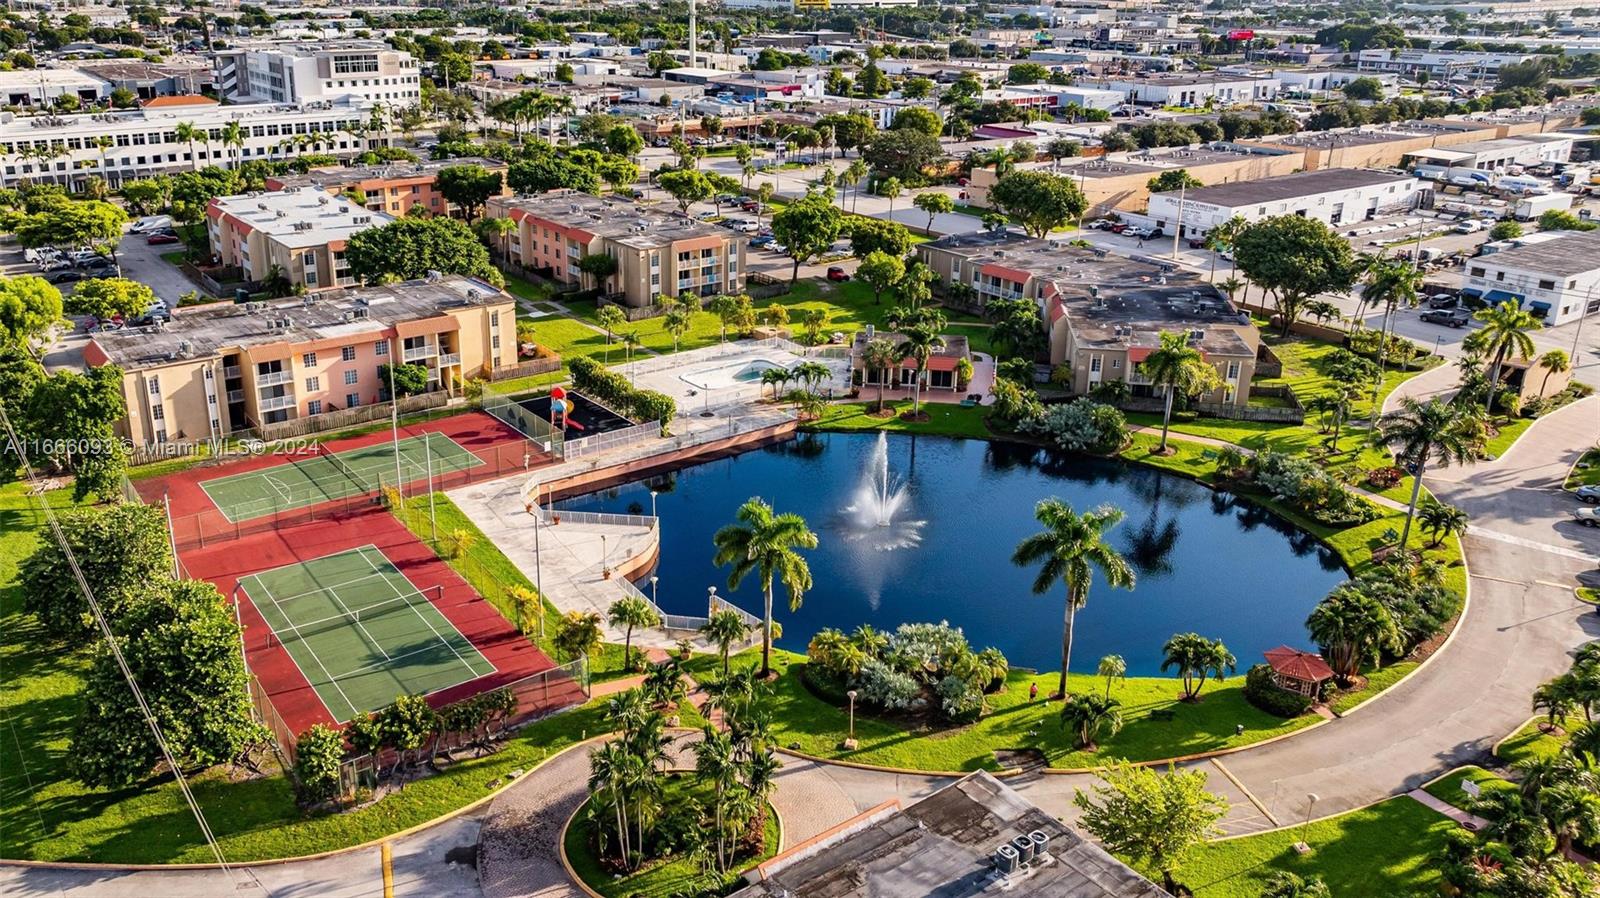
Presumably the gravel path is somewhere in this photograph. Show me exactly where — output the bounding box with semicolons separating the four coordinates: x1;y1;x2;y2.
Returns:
477;745;593;898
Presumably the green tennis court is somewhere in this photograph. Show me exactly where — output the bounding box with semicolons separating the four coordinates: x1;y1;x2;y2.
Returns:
237;545;496;723
199;434;483;522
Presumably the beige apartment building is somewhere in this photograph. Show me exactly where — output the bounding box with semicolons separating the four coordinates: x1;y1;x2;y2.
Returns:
918;230;1259;405
84;275;517;445
265;157;510;218
208;188;395;292
486;192;746;308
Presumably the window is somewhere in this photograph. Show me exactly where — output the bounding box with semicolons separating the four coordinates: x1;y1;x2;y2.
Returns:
151;404;164;421
1227;361;1241;380
1470;267;1486;277
490;311;500;327
1089;356;1102;373
346;393;361;408
344;370;359;385
341;346;356;362
375;341;388;357
147;376;160;395
302;352;317;367
1538;279;1555;290
307;399;322;415
1496;271;1505;282
305;376;321;392
492;335;501;349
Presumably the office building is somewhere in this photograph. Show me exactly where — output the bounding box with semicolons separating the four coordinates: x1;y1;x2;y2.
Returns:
215;42;422;107
1148;169;1427;238
1461;230;1600;326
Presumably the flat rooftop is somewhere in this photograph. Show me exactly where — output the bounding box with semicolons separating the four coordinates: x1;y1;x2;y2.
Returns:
1475;230;1600;276
269;156;505;190
493;192;729;251
212;188;394;247
731;773;1165;898
1157;168;1412;207
91;275;510;369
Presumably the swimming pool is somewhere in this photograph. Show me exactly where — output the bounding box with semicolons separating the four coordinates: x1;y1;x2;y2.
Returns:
679;358;787;391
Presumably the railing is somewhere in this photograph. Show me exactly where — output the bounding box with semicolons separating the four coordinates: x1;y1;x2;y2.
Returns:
226;389;244;403
258;394;295;412
544;508;659;529
403;345;437;362
438;352;462;366
223;365;241;379
255;370;292;387
562;419;663;458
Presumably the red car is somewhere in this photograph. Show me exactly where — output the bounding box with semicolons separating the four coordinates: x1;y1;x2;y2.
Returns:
826;266;850;282
146;233;181;245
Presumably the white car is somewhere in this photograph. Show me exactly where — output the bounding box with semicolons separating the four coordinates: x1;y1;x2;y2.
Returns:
1575;506;1600;528
130;215;173;234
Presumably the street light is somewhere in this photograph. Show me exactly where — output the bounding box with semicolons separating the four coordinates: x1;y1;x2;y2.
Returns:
649;489;658;519
844;689;859;750
650;575;659;607
1293;793;1320;854
601;533;610;579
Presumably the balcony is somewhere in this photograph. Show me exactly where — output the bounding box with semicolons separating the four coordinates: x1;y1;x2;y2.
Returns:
223;365;241;379
255;370;292;387
438;352;462;367
258;394;296;413
226;389;244;403
403;344;437;363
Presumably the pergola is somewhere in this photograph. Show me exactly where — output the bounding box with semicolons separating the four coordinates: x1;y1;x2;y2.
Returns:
1263;645;1335;698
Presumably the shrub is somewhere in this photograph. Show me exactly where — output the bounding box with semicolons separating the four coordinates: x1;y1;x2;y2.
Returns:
1366;466;1404;490
858;658;919;710
937;674;985;722
1243;664;1315;718
293;724;347;804
1025;398;1127;454
568;355;676;432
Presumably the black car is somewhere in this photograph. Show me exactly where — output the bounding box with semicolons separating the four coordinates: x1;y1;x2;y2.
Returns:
1420;308;1471;327
46;269;85;284
1426;294;1459;309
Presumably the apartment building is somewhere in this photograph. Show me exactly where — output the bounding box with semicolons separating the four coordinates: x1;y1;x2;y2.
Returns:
216;42;422;107
1462;230;1600;327
486;192;746;309
1147;169;1427;239
0;96;386;191
84;275;517;444
207;188;394;291
265;157;510;217
917;230;1259;404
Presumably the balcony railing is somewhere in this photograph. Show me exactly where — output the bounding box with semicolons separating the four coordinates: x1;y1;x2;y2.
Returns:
258;394;296;412
223;365;241;379
226;389;244;403
403;345;436;362
438;352;462;366
255;371;292;387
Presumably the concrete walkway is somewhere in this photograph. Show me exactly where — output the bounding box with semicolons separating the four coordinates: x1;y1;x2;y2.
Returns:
1407;789;1491;831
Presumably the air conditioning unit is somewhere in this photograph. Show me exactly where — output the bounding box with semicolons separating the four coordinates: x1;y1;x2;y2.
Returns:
994;844;1020;877
1028;830;1050;856
1011;835;1036;865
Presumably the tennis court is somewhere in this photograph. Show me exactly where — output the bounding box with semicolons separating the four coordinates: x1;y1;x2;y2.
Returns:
236;544;496;723
199;434;484;523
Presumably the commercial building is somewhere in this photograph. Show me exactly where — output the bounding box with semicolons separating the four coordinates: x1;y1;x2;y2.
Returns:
1404;134;1575;173
207;188;395;291
1148;169;1427;238
1088;72;1280;107
487;192;746;308
1355;47;1534;79
730;772;1164;898
0;68;111;108
917;230;1260;404
84;275;516;443
74;60;213;101
265;157;510;217
215;42;422;107
1461;230;1600;327
0;96;386;191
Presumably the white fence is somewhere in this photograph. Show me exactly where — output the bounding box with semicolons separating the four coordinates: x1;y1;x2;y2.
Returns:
562;419;663;459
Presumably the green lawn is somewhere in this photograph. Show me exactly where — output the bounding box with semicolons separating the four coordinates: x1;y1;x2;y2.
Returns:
1172;795;1456;898
809;401;993;439
1496;716;1577;767
1578;587;1599;605
1423;765;1515;811
563;774;780;898
1483;414;1535;460
685;649;1318;773
1565;449;1600;490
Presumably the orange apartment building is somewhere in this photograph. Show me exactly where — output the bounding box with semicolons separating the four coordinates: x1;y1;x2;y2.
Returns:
85;275;517;445
265;156;510;218
207;187;393;291
486;192;746;309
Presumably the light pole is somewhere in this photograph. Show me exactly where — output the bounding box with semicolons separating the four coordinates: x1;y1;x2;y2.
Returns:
707;585;719;616
601;533;610;579
650;574;659;608
533;491;544;637
649;489;658;519
1293;793;1320;854
844;689;859;750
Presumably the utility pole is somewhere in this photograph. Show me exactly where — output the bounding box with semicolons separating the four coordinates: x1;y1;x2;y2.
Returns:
688;0;698;70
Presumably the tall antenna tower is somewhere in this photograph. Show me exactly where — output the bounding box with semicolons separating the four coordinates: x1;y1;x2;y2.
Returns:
688;0;698;69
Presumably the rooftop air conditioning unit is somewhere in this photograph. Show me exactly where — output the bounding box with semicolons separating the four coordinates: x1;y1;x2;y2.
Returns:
1189;328;1204;340
1012;835;1036;865
317;195;330;205
994;844;1021;877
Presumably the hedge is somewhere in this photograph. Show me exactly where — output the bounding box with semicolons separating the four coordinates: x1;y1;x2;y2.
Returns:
1243;663;1315;718
568;356;677;434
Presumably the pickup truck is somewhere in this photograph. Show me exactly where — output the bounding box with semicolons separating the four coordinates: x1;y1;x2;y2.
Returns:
1420;308;1471;328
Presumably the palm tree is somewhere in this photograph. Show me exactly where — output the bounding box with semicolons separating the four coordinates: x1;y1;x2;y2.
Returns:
879;176;902;218
1139;330;1223;453
1537;348;1570;397
174;121;203;171
893;326;945;417
790;360;831;396
220;121;244;170
1261;872;1332;898
1473;300;1541;415
1060;693;1123;749
712;498;818;678
608;596;661;671
1539;783;1600;856
699;607;752;676
1378;397;1477;549
1417;500;1468;548
1305;588;1402;684
588;740;632;864
1096;654;1126;701
1012;500;1136;699
1160;633;1236;701
1532;677;1579;732
691;725;740;872
1569;719;1600;765
759;365;789;401
1359;257;1423;421
1202;215;1246;284
862;337;900;412
844;158;868;214
1218;276;1244;303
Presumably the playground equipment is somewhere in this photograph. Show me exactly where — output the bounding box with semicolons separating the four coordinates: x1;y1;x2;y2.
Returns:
548;386;586;432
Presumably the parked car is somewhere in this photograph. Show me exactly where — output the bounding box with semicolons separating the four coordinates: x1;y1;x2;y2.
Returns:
67;249;105;265
46;269;85;284
1420;308;1472;327
1122;226;1153;239
826;266;850;282
749;235;775;247
1574;506;1600;527
1108;222;1129;233
130;215;173;234
739;199;760;212
1426;294;1460;309
733;220;761;233
1575;484;1600;504
146;232;181;245
1086;219;1113;230
1454;220;1484;234
1187;236;1208;249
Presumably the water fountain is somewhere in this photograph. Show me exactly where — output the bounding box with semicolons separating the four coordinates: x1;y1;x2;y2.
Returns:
843;431;925;551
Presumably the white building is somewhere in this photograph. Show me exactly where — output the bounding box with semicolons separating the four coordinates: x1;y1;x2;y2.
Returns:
1355;48;1534;79
1148;169;1427;239
722;0;916;7
1405;135;1574;173
0;68;112;109
1462;231;1600;326
1275;69;1398;97
215;42;421;107
1090;73;1279;107
0;96;388;191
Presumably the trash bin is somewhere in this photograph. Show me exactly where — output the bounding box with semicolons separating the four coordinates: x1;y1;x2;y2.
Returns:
235;288;250;304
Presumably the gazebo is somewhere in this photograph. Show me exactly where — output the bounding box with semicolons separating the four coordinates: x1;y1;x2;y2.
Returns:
1263;646;1335;698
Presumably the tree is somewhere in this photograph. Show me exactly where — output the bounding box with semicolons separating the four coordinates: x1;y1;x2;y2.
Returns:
1489;220;1524;242
174;121;204;171
14;200;128;264
292;724;346;805
605;124;644;159
24;364;127;502
707;293;752;342
576;253;619;292
1418;500;1468;548
1074;760;1228;894
63;277;153;323
1378;397;1477;548
889;106;942;138
1061;693;1123;748
1537;348;1570;396
0;275;64;346
990;171;1086;238
1097;654;1126;701
893;325;944;416
1047;138;1083;167
856;251;905;306
862;337;901;412
379;362;429;397
1261;872;1333;898
1538;209;1598;232
1139;331;1223;453
1474;300;1541;414
608;596;661;671
1100;131;1137;152
435;164;503;222
72;580;263;788
1342;76;1387;101
554;610;604;662
345;217;501;287
1012;500;1135;699
1146;169;1203;193
1234;216;1358;336
847;218;912;259
1306;588;1403;683
506;156;600;194
662;298;694;352
656;168;712;214
1159;633;1236;701
22;503;171;639
1358;257;1424;416
769;195;844;285
1008;62;1051;84
912;191;954;234
862;129;943;182
815;112;875;155
699;607;752;676
712;497;818;678
595;304;627;351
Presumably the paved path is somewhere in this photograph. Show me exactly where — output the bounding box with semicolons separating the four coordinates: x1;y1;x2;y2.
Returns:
1408;790;1492;831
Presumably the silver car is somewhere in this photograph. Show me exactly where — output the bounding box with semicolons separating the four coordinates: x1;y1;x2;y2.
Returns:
1575;484;1600;504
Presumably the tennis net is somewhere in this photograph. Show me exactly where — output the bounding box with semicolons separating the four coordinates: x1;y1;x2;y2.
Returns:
263;583;446;649
320;443;369;490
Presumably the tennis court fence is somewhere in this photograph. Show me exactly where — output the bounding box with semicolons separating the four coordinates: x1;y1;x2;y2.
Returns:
480;383;565;457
